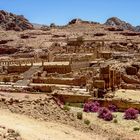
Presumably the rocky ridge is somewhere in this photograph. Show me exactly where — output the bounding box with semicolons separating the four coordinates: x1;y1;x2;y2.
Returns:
105;17;140;32
0;10;33;31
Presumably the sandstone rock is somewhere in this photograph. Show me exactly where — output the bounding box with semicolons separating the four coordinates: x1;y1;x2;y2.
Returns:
105;17;135;31
7;129;15;133
68;19;83;25
126;66;138;75
94;33;106;36
120;32;140;36
0;10;33;31
0;39;13;44
121;83;137;89
132;64;140;72
122;74;140;84
106;27;123;31
0;45;18;54
20;34;30;39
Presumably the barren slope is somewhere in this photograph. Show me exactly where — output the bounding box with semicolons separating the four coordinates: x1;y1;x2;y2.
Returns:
0;109;105;140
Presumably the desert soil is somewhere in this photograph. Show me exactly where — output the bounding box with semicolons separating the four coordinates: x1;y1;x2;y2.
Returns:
114;89;140;101
0;109;104;140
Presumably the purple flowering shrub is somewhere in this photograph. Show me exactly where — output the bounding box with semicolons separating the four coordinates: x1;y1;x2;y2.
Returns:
124;108;139;120
83;101;100;112
98;107;113;121
83;102;115;121
108;104;118;112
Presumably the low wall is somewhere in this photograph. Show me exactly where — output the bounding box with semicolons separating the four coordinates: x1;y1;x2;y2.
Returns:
30;84;52;93
7;66;31;74
53;94;92;103
43;65;71;74
71;61;90;70
32;77;86;86
90;98;140;112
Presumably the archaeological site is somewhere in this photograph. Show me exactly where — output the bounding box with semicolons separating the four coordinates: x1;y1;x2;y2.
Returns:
0;1;140;139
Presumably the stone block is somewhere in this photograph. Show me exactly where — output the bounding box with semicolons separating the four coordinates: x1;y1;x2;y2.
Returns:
93;80;105;89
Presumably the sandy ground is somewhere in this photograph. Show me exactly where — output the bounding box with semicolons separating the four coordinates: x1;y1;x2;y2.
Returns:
71;107;140;140
114;89;140;102
0;109;105;140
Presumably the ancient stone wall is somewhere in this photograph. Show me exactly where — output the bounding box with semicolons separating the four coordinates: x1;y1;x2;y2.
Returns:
43;65;71;74
30;84;52;92
98;52;112;60
90;98;140;112
7;66;31;74
32;77;86;86
93;65;121;90
53;94;91;103
71;62;90;70
0;58;40;67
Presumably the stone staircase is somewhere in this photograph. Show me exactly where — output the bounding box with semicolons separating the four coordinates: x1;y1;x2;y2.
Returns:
14;66;43;87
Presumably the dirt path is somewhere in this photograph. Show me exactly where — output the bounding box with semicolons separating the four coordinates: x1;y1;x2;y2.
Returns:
0;109;105;140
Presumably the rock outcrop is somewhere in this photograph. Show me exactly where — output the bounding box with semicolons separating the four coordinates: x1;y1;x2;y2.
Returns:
135;26;140;32
68;18;99;25
0;44;19;54
105;17;135;31
0;10;33;31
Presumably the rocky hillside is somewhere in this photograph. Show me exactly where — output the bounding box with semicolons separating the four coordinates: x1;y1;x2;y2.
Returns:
105;17;140;32
105;17;135;31
135;26;140;32
0;10;33;31
68;18;99;25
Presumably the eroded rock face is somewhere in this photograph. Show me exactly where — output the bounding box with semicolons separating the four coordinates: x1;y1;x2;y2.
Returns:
68;19;83;25
126;66;138;75
0;10;33;31
120;31;140;36
68;18;99;25
105;17;135;31
122;74;140;84
0;45;19;54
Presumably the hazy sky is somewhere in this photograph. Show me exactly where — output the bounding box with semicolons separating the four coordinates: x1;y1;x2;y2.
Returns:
0;0;139;26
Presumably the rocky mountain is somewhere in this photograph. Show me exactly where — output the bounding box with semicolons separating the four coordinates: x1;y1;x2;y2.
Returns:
0;10;33;31
105;17;135;31
33;23;45;29
68;18;99;25
135;26;140;32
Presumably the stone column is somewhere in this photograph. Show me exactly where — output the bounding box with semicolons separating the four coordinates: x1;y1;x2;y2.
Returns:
7;62;9;67
31;61;33;66
42;60;44;66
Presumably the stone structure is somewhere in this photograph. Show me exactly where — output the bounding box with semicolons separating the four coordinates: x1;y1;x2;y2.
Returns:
98;51;112;60
32;76;86;86
43;62;71;74
0;58;40;67
99;65;121;90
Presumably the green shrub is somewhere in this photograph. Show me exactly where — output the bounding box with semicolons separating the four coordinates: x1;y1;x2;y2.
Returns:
77;112;83;120
133;127;140;131
84;119;90;125
113;119;118;123
68;103;83;108
63;105;70;111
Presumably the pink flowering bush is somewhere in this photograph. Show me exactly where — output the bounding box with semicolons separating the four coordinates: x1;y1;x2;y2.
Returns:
98;107;113;121
83;101;100;113
124;108;139;120
108;104;118;112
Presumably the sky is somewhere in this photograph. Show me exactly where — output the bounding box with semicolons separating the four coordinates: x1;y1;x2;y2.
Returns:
0;0;140;26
